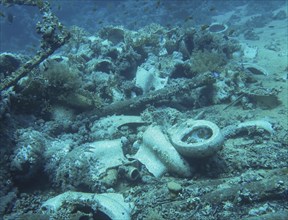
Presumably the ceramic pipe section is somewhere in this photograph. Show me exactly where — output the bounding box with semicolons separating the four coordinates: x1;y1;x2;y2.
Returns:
123;166;140;181
168;119;224;158
133;125;192;178
41;191;133;220
222;120;274;138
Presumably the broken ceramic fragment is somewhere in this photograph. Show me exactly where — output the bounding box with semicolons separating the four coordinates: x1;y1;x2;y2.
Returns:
41;191;134;220
133;125;192;178
243;63;269;75
90;115;146;139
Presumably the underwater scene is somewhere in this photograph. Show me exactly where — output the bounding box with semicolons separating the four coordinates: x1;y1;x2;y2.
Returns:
0;0;287;219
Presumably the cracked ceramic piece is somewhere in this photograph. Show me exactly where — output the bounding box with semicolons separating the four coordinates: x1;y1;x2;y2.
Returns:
237;120;274;134
85;139;126;176
243;63;269;75
90;115;145;139
133;125;192;178
222;120;274;139
241;43;258;59
41;191;134;220
168;119;224;158
135;66;168;94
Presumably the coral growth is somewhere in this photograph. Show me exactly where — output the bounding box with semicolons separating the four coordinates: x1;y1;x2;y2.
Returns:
189;50;227;75
42;59;81;94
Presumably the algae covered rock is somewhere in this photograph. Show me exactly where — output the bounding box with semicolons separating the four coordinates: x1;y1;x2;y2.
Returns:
0;53;22;76
10;129;47;182
167;181;182;194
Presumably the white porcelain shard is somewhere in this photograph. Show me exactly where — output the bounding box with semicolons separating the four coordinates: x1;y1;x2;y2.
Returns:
85;139;126;176
133;125;192;178
135;66;168;94
133;140;168;177
135;67;154;93
41;191;134;220
237;120;274;135
241;43;258;59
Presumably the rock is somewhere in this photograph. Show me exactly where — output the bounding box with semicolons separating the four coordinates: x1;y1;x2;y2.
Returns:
273;10;287;20
167;181;182;193
0;53;21;76
241;44;258;59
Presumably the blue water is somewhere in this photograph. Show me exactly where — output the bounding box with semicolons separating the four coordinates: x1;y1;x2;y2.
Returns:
1;0;286;53
0;1;287;219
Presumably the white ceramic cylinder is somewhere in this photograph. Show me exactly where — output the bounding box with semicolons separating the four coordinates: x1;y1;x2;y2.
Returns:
168;119;224;158
133;125;192;177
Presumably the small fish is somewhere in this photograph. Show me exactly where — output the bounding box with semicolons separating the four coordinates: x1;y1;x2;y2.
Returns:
159;35;165;46
223;35;229;40
43;63;49;71
184;15;193;22
107;3;113;9
200;24;210;31
36;0;44;9
156;0;161;9
209;6;216;12
138;0;148;6
54;57;64;62
143;7;150;13
268;25;274;28
166;23;172;28
7;12;14;23
28;43;37;50
211;71;220;78
227;29;235;36
0;11;5;18
91;5;97;12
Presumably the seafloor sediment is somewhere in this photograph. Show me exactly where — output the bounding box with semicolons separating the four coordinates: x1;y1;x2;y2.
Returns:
0;1;287;220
